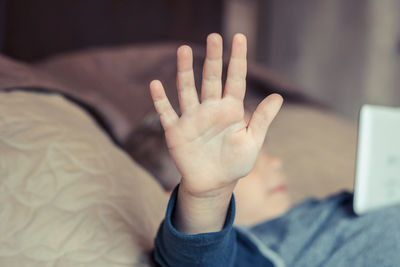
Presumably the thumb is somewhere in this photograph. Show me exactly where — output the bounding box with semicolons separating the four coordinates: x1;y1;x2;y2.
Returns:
247;93;283;148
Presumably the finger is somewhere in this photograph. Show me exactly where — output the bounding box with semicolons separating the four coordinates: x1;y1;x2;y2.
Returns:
149;80;179;130
201;33;223;101
223;33;247;101
177;45;199;113
247;94;283;148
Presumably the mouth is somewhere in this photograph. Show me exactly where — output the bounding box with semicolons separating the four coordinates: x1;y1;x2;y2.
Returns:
268;184;288;195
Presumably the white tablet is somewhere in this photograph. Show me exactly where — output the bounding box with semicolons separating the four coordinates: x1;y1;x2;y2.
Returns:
353;104;400;215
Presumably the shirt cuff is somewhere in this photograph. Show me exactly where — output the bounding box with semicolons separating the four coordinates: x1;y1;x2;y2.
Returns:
154;184;237;267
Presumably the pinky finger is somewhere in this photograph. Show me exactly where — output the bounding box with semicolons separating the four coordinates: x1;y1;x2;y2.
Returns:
149;80;179;130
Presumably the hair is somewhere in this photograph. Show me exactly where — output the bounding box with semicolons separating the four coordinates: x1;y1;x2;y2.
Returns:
124;113;180;191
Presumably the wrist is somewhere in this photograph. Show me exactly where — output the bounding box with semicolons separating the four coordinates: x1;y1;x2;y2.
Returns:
172;182;236;234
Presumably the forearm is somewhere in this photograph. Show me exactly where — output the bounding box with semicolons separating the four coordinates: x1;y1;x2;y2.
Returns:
173;181;237;234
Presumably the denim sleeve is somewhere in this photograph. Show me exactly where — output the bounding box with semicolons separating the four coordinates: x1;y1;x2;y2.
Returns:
153;185;237;267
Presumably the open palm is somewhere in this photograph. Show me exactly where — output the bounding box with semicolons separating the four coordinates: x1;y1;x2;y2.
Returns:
150;33;283;197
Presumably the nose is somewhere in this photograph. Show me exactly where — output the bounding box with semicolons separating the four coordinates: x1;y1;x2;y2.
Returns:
265;154;283;170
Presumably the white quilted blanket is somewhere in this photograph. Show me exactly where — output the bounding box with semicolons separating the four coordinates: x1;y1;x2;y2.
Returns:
0;92;167;266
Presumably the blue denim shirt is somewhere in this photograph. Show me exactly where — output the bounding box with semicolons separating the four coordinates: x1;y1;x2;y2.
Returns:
154;185;400;267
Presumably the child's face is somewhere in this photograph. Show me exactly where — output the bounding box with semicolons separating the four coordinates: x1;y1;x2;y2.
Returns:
233;151;291;226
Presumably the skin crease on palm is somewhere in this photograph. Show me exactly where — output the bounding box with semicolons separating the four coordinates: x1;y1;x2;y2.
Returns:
150;33;288;233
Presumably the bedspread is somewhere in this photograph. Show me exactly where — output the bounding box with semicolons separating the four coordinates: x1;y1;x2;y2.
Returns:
0;91;168;266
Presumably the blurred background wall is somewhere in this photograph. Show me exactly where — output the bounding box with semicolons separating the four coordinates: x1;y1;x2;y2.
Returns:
255;0;400;121
225;0;400;121
0;0;399;121
0;0;223;60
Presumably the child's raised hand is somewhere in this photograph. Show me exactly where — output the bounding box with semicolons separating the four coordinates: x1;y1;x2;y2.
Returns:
150;33;282;199
150;33;283;233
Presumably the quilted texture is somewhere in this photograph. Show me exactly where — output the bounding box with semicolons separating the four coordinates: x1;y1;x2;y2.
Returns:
0;92;168;266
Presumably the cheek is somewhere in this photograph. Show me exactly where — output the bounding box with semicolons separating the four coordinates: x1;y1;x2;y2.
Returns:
234;177;268;222
234;176;265;205
234;175;291;225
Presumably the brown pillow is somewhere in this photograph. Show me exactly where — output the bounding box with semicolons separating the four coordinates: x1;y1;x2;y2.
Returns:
265;103;357;204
